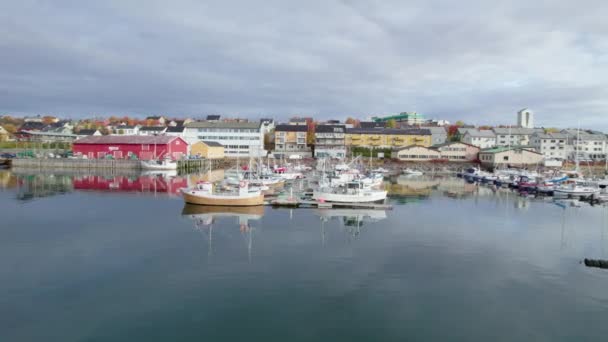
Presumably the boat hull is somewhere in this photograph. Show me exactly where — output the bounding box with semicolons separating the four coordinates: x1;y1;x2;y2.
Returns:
182;191;264;206
141;161;178;170
312;190;387;203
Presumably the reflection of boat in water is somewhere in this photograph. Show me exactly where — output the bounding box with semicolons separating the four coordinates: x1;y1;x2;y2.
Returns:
140;170;178;178
182;204;265;219
314;208;387;222
182;204;264;259
141;159;178;170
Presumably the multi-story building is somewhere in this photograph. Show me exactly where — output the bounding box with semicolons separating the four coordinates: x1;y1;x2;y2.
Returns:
345;128;432;149
530;132;569;160
113;125;140;135
371;112;425;125
183;121;265;157
493;127;537;146
260;118;275;135
561;129;607;161
434;142;480;162
422;126;448;146
314;124;346;158
461;130;496;149
138;126;167;136
479;147;543;167
273;124;311;158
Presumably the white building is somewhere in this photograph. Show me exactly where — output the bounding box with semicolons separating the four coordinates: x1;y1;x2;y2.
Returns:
165;126;185;138
184;121;265;157
462;130;496;149
112;125;140;135
530;132;569;160
493;127;537;146
561;129;607;161
138;126;167;136
260;118;275;135
314;124;346;159
517;108;534;128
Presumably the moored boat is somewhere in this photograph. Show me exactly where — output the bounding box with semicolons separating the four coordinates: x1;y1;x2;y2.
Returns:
141;159;178;170
313;181;387;203
182;181;264;206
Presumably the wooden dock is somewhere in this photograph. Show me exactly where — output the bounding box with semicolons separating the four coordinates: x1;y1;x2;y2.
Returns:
269;198;393;210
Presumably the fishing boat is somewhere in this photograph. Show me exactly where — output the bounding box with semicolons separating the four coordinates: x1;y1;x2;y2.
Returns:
141;159;178;170
554;182;600;198
182;180;264;206
313;180;387;203
402;168;423;176
371;167;389;174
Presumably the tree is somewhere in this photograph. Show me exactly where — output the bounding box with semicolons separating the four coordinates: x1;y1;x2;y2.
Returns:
42;116;57;124
2;123;17;134
345;117;360;128
386;119;397;128
118;129;125;135
544;127;560;133
264;131;274;151
455;120;465;126
307;122;316;145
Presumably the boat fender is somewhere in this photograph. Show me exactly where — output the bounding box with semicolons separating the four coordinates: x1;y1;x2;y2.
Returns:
583;258;608;269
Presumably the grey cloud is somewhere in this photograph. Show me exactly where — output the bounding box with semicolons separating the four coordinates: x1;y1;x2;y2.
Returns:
1;0;607;128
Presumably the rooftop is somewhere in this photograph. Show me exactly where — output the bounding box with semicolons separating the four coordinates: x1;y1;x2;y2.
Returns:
140;126;166;131
480;146;540;154
464;130;496;138
275;124;308;132
186;121;261;129
346;128;431;135
493;127;536;135
166;126;185;133
316;124;345;133
201;141;223;147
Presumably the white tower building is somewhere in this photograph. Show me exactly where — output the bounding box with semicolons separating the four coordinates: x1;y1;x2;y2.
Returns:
517;108;534;128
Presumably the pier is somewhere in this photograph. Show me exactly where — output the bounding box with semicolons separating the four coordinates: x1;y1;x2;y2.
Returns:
269;198;393;210
9;157;227;172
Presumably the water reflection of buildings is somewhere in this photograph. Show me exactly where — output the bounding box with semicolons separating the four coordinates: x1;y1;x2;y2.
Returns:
14;173;73;201
314;208;387;242
73;172;187;196
182;204;264;259
0;170;18;190
5;170;195;200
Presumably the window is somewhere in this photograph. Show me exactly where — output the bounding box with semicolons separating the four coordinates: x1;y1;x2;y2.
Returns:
503;156;509;161
142;144;150;151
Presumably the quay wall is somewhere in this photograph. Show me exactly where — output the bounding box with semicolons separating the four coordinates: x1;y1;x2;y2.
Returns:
11;158;227;172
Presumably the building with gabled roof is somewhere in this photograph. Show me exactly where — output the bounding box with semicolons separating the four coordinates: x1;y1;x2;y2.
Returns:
72;135;188;160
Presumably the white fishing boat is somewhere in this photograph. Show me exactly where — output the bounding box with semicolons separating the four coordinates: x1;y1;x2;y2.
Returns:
182;180;264;206
313;181;387;203
371;167;389;174
554;183;600;198
360;173;384;187
402;168;423;176
141;159;178;170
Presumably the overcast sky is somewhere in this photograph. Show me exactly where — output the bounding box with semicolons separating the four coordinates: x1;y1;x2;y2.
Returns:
1;0;607;128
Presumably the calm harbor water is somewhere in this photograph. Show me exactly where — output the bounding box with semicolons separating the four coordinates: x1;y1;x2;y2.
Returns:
1;170;608;341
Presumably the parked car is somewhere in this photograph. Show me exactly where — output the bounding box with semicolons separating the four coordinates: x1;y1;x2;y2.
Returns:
0;153;17;159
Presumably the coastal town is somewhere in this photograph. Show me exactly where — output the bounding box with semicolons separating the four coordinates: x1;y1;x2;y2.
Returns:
1;108;606;169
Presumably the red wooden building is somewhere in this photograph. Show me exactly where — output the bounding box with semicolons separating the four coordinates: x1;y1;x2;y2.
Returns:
72;135;188;160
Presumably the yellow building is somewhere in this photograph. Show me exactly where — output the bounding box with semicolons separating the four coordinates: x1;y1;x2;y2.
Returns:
190;141;225;159
273;124;312;157
345;128;432;149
